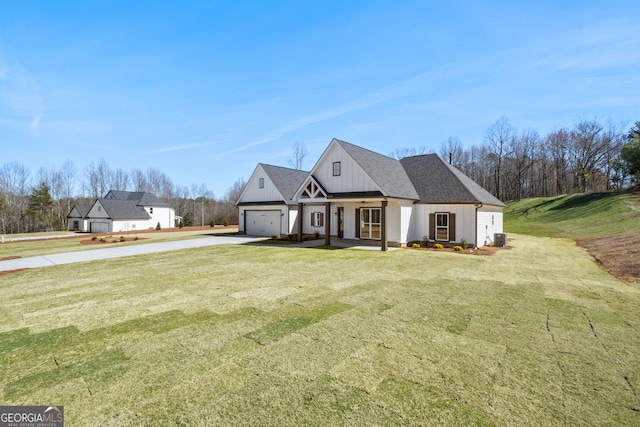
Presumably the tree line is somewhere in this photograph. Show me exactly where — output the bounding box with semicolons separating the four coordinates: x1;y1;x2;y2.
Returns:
2;116;639;234
0;159;246;234
391;117;640;202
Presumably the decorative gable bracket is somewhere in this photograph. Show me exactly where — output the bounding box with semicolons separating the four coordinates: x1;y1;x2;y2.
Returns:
298;176;328;200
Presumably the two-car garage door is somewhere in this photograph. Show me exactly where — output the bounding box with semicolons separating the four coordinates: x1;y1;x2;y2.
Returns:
245;210;281;236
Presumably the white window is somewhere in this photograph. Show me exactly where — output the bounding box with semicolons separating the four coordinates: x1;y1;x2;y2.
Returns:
311;212;324;227
259;178;264;188
436;213;448;241
333;162;341;176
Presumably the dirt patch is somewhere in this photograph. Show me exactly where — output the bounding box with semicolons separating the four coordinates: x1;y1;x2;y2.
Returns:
0;255;21;261
577;231;640;283
0;268;29;276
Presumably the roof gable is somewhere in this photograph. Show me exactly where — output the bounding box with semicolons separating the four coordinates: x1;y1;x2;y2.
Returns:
67;205;91;218
400;154;505;206
237;164;309;205
333;139;420;200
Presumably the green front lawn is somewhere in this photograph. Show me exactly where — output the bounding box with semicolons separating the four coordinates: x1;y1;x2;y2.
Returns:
2;235;639;425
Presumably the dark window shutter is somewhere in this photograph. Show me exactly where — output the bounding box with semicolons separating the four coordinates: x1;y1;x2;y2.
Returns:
429;213;435;240
355;208;360;238
310;212;314;226
449;213;456;241
319;212;324;227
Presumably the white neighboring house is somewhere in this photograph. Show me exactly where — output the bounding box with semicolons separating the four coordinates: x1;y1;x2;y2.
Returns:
237;138;505;249
72;190;176;233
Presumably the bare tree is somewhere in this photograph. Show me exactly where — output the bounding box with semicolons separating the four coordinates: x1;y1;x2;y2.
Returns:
485;116;514;200
286;141;308;170
389;146;430;160
85;159;112;198
439;137;466;168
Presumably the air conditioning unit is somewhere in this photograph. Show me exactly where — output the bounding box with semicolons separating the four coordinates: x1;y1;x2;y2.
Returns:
494;233;507;247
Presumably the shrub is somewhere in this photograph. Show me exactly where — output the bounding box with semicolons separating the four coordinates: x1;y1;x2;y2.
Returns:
454;245;463;251
156;222;161;230
134;236;139;241
99;238;106;243
460;238;468;249
433;243;444;249
224;219;229;227
210;219;215;228
422;235;429;246
412;243;420;248
120;236;126;242
91;236;97;241
178;220;184;229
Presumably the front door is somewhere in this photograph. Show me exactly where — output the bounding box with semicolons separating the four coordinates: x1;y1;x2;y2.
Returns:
337;207;344;238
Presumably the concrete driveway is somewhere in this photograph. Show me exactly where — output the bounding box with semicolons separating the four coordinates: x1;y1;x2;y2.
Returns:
0;235;265;272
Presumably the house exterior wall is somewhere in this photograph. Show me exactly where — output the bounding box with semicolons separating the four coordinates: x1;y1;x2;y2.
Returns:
313;144;379;194
145;206;175;229
68;218;88;231
288;207;299;234
301;204;327;236
410;204;478;246
386;199;414;245
112;219;154;232
476;205;504;247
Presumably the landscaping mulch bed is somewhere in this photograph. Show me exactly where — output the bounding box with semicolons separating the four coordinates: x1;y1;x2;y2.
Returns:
577;230;640;283
80;237;147;245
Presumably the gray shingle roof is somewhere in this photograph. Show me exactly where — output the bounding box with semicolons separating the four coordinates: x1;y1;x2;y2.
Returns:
98;199;152;220
260;164;309;201
69;205;91;218
400;154;505;206
334;139;420;200
106;190;169;207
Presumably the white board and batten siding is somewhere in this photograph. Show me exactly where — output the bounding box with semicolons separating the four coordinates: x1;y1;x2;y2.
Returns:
313;143;379;194
476;206;504;247
411;204;477;246
241;165;286;203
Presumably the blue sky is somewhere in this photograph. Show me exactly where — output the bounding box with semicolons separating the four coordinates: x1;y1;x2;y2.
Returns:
1;1;639;197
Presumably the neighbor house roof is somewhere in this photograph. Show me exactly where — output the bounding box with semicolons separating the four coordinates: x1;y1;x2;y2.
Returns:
260;164;309;201
105;190;169;207
334;139;420;200
68;205;91;218
400;154;505;206
97;199;152;220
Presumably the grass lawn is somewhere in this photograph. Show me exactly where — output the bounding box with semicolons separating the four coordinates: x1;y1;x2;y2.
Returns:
0;227;238;259
2;235;640;425
504;192;640;239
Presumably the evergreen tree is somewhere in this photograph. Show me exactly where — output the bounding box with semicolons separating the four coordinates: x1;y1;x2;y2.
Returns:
27;182;55;231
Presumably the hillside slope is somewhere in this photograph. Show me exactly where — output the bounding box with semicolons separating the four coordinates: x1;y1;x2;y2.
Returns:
505;192;640;282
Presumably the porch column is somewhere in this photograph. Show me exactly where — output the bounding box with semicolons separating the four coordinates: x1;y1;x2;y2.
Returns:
325;202;331;246
381;200;388;251
297;203;303;242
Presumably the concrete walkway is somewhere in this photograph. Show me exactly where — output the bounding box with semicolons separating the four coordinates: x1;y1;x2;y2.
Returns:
0;235;265;272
